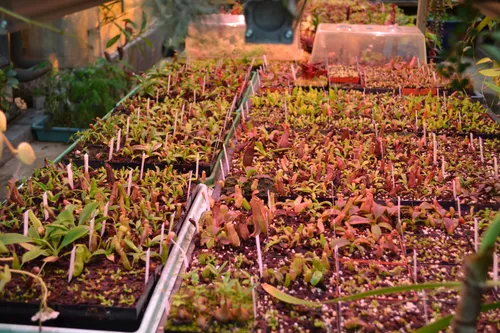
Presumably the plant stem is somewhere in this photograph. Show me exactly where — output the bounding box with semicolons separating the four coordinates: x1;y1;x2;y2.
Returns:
0;132;17;154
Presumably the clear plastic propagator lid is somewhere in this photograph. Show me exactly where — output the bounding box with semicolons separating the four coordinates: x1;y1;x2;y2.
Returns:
310;24;426;65
185;14;301;60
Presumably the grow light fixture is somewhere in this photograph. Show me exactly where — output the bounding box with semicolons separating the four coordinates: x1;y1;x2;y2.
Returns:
243;0;306;44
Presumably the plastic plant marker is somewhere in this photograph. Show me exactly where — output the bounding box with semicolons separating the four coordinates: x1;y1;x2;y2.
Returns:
170;238;189;269
125;117;130;142
494;157;498;178
23;210;28;236
43;192;49;221
187;171;193;204
433;71;437;82
457;197;461;217
422;290;429;323
173;111;178;138
399;86;402;96
397;196;401;228
127;169;133;196
116;129;121;152
453;179;457;199
494;254;498;292
474;218;479;252
103;201;109;217
89;216;95;250
256;234;263;278
68;246;76;283
251;277;257;320
159;222;165;256
263;54;268;67
169;212;175;234
67;163;74;190
84;153;89;175
251;81;255;95
337;286;342;333
470;133;474;150
219;159;225;181
444;92;447;108
441;156;446;178
145;248;150;285
459;110;462;128
223;144;230;172
195;152;200;180
433;133;437;165
423;122;427;145
140;153;146;181
415;111;418;131
108;138;114;161
167;75;171;95
180;104;185;124
284;98;288;121
291;64;297;81
267;190;271;211
335;245;340;291
480;138;484;163
392;165;395;188
413;249;418;283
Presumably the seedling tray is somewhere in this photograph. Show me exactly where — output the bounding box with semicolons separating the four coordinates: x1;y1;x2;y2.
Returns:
0;271;158;331
32;117;84;143
0;185;211;333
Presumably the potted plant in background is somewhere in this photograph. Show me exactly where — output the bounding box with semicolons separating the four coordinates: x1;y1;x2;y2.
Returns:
32;58;134;143
32;85;46;111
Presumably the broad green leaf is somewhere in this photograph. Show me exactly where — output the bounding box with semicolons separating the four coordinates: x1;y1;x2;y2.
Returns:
476;57;492;65
476;17;492;32
78;202;99;226
481;45;500;63
484;81;500;93
106;34;121;48
479;69;500;77
60;225;88;248
22;246;49;263
141;10;147;31
124;238;140;253
261;283;321;307
0;240;7;253
56;207;75;225
0;233;32;245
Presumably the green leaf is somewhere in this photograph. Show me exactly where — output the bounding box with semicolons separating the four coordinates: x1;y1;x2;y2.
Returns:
143;37;153;49
476;57;492;65
78;202;99;226
56;207;75;225
124;238;140;253
0;240;7;253
478;69;500;77
481;45;500;63
310;270;323;286
415;302;500;333
261;283;322;307
60;225;88;249
140;10;147;32
484;81;500;93
0;233;32;245
106;34;121;48
22;246;49;263
28;210;43;230
122;18;137;29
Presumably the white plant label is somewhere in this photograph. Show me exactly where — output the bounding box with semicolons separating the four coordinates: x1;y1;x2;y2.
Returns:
263;54;268;67
116;129;121;152
479;137;484;163
126;117;130;141
68;246;76;283
256;234;263;278
220;159;225;181
159;222;165;255
84;153;89;174
167;75;171;95
452;178;457;199
494;156;498;178
291;64;297;81
127;169;133;196
441;156;446;178
23;210;29;236
89;216;95;250
195;152;200;179
145;248;151;285
223;144;230;172
43;192;49;221
413;249;418;283
474;217;479;252
433;133;437;165
108;138;114;161
457;197;461;217
67;163;74;189
187;171;193;204
140;153;146;180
